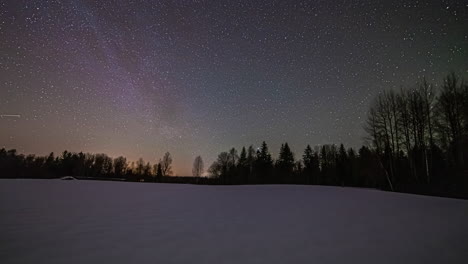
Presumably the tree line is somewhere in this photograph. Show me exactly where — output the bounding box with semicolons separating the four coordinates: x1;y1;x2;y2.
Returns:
207;142;385;187
0;150;177;183
0;73;467;198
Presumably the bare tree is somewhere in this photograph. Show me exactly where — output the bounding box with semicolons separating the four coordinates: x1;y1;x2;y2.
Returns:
436;73;465;168
366;92;399;190
192;156;204;177
160;152;173;177
418;78;436;183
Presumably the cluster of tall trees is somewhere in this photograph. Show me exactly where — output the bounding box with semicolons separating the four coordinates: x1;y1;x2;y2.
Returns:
366;73;468;192
207;142;387;188
1;73;467;198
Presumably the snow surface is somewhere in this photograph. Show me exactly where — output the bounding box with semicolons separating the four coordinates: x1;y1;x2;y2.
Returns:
1;179;468;264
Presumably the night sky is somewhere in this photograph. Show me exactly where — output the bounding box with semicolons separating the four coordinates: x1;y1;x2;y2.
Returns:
1;0;467;175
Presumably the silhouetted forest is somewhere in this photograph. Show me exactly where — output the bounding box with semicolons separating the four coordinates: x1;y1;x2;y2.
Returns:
1;73;467;198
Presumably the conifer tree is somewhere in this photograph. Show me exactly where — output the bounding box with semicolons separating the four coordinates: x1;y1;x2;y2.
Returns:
277;143;295;183
255;141;273;183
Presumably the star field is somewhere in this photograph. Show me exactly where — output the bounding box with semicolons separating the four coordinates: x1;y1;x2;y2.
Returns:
1;0;467;175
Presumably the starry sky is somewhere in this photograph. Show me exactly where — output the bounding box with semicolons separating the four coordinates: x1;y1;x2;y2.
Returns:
1;0;467;176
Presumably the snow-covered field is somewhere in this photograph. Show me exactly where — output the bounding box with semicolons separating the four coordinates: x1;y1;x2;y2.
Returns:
1;180;468;264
